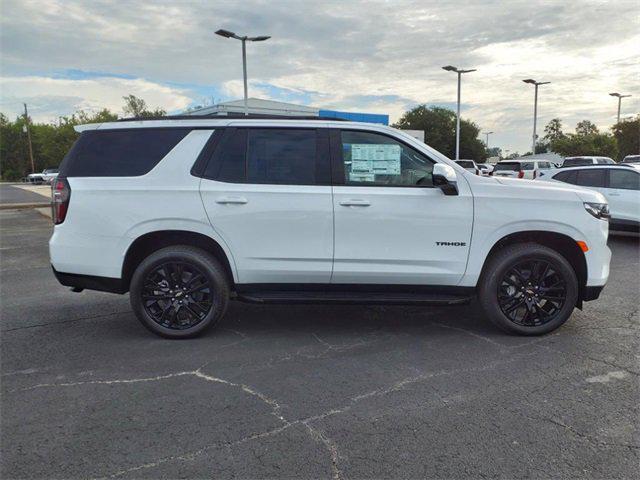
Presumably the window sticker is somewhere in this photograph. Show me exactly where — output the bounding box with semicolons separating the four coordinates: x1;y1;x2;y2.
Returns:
351;144;401;175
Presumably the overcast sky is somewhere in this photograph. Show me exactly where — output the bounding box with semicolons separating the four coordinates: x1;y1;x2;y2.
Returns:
1;0;638;153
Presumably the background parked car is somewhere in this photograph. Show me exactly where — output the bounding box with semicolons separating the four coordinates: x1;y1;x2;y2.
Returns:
476;163;493;176
561;156;615;167
455;160;480;175
491;159;554;179
26;168;59;184
543;165;639;232
622;154;640;164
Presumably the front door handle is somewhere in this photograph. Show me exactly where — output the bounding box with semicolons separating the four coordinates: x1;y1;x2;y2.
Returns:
339;199;371;207
215;196;248;205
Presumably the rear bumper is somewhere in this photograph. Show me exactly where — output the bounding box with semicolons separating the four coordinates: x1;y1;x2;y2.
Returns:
52;266;127;294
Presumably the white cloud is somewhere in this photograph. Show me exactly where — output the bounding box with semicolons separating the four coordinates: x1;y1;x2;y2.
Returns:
0;76;193;122
0;0;638;152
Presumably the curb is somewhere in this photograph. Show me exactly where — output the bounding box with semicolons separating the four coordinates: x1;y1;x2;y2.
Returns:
0;202;51;210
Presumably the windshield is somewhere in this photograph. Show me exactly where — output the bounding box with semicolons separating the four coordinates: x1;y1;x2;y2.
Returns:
563;158;592;167
494;162;520;172
623;155;640;163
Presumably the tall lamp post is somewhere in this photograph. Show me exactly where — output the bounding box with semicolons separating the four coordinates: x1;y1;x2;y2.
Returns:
484;131;494;149
523;79;550;154
609;92;631;124
215;29;270;115
442;65;476;160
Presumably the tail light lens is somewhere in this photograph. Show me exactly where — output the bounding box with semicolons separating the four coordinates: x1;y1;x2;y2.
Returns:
52;178;71;224
518;170;524;178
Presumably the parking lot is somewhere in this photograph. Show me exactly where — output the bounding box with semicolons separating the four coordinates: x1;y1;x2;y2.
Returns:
1;208;638;479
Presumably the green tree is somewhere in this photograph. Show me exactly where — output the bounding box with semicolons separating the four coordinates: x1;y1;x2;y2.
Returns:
393;105;487;161
122;95;166;118
550;133;617;158
575;120;599;136
543;118;565;143
612;115;639;161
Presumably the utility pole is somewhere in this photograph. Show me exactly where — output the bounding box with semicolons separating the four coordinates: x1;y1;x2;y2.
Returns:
23;103;35;174
484;131;494;149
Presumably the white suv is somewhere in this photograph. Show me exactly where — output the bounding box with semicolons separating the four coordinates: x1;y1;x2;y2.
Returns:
50;117;611;338
492;159;555;179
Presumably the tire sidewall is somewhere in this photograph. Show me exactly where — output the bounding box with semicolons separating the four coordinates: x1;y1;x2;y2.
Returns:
480;246;578;335
130;248;228;339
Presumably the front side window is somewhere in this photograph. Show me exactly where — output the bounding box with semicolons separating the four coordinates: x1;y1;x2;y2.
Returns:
341;131;434;186
456;161;474;168
494;162;520;172
575;169;606;187
563;158;591;167
521;162;534;170
609;170;640;190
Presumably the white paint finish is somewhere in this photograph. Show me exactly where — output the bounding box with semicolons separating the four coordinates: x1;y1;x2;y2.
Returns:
49;130;235;278
331;183;473;284
200;181;334;283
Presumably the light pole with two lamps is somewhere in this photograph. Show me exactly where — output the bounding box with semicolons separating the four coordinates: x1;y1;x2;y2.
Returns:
442;65;476;160
215;29;271;115
609;92;631;124
522;79;550;154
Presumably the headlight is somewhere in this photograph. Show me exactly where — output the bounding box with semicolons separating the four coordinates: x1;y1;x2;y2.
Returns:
584;202;610;220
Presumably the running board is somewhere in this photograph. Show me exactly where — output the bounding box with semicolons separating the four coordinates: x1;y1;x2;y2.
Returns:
235;291;473;305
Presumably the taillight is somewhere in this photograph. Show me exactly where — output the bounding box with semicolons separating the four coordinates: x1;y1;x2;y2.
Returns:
518;171;524;179
52;178;71;225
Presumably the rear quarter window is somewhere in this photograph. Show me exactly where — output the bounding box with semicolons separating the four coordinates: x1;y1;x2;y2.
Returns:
61;128;190;177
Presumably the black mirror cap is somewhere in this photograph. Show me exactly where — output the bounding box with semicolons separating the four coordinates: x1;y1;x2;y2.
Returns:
433;174;459;195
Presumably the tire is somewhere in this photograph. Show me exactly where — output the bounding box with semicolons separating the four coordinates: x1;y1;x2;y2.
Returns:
478;242;579;336
130;246;229;339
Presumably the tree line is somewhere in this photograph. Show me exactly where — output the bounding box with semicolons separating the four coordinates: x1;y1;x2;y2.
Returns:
1;97;638;181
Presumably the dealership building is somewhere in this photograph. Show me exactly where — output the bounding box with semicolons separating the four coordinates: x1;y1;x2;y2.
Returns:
184;98;390;125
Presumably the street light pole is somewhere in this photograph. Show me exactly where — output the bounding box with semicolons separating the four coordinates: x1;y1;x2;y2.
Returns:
215;29;271;116
609;92;631;124
484;131;494;149
523;79;550;154
442;65;476;160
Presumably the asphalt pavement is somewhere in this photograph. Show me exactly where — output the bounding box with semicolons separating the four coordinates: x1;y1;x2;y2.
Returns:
0;184;49;206
1;208;638;479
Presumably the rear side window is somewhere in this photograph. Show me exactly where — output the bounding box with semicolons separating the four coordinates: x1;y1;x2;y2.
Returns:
247;129;317;185
553;170;577;184
62;129;190;177
609;170;640;190
456;161;474;168
575;169;606;187
203;128;326;185
521;162;534;170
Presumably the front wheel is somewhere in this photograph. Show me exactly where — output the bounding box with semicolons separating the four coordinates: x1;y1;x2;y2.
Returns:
130;246;229;338
478;243;579;335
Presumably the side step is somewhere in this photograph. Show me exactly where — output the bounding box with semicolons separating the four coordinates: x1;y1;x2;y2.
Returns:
235;291;473;306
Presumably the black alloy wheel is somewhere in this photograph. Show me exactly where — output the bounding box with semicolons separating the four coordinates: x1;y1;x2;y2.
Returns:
142;262;213;330
497;259;567;327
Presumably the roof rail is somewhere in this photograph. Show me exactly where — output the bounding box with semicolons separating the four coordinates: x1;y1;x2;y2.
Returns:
117;114;347;122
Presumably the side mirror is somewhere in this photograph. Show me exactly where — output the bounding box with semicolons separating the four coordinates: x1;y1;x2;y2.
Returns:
432;163;459;196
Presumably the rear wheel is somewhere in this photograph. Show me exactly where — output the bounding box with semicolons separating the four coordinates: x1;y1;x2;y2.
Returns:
130;246;229;338
478;243;578;335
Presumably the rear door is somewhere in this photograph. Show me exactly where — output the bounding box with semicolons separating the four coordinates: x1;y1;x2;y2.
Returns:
574;167;608;199
199;127;334;284
606;168;640;222
330;129;473;285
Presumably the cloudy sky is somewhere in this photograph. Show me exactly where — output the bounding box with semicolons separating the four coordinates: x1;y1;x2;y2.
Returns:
1;0;638;153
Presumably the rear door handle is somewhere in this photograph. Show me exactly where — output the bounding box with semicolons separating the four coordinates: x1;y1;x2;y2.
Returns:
339;199;371;207
215;196;248;205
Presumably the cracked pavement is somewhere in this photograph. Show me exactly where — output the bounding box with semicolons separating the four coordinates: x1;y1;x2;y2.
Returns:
1;209;639;479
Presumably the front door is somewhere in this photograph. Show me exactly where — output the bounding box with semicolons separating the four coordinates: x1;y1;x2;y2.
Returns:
606;168;640;223
331;129;473;285
199;127;333;284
